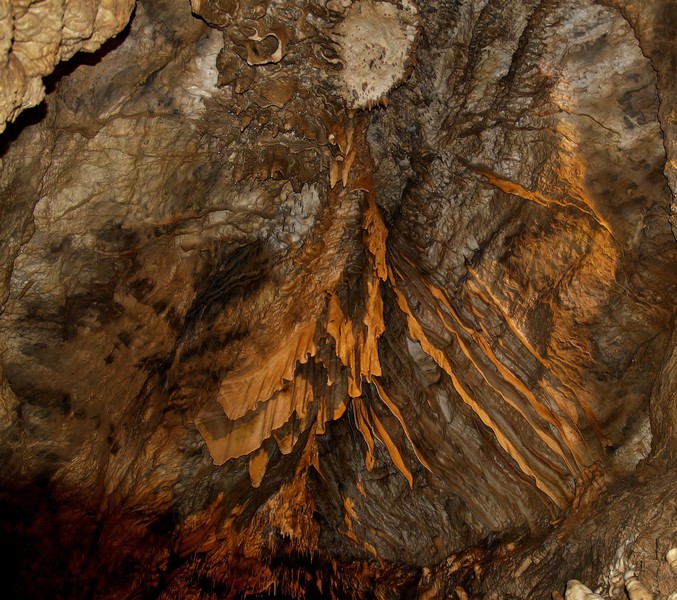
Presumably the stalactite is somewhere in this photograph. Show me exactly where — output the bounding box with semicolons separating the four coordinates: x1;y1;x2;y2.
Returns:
1;0;676;597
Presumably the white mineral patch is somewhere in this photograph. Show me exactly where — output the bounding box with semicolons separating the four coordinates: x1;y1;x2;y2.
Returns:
331;0;419;110
176;27;223;114
265;183;322;252
565;580;605;600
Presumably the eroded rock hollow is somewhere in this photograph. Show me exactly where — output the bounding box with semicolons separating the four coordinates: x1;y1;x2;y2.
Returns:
1;0;676;598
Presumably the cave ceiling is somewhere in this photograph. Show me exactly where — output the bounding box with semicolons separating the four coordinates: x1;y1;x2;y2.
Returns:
0;0;676;598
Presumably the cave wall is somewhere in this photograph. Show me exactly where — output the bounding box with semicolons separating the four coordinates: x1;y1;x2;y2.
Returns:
0;0;135;131
0;0;676;598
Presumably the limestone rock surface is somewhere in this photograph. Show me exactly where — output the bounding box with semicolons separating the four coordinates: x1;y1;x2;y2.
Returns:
0;0;676;598
0;0;135;131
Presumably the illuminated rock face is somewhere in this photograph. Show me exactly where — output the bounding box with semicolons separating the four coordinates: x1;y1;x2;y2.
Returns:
0;0;676;598
0;0;135;132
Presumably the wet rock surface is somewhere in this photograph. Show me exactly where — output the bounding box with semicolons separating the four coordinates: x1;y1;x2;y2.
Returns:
0;0;676;598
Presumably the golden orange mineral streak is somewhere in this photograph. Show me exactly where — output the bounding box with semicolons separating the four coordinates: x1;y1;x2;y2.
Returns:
326;119;569;505
197;114;588;509
389;275;570;508
330;116;419;485
328;116;388;394
464;264;605;465
336;118;572;503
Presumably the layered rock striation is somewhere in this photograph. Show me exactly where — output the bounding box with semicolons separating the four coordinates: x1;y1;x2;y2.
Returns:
0;0;676;598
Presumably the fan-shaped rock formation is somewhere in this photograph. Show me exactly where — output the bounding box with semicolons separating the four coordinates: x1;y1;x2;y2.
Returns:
0;0;676;598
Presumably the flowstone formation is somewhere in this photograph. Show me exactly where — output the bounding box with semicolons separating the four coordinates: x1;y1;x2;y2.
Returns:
0;0;135;131
0;0;676;599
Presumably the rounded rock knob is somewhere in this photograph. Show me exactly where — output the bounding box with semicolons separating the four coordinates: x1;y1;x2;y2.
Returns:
564;580;605;600
667;548;677;574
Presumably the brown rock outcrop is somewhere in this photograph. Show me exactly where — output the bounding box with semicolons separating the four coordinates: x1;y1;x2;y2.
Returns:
0;0;676;598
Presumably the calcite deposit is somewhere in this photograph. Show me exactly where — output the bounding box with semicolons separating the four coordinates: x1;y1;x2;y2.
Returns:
0;0;676;598
0;0;135;131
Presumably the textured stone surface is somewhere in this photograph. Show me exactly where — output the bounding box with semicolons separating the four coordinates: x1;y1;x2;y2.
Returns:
605;0;677;238
0;0;135;132
0;0;676;598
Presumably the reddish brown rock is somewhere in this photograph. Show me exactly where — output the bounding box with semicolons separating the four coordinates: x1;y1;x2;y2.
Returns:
0;0;676;598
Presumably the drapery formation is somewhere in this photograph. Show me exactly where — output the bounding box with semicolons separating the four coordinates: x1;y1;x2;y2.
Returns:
1;0;676;598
